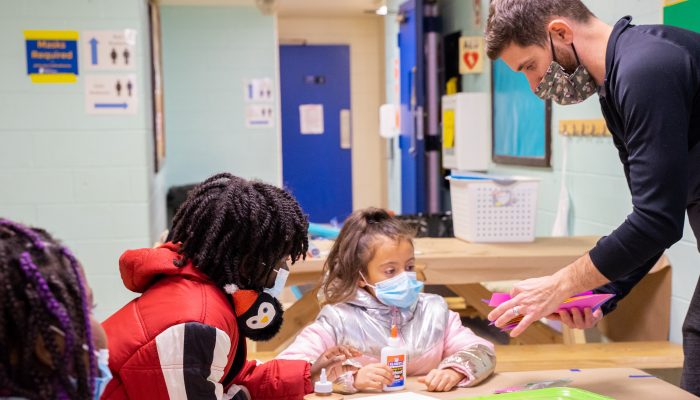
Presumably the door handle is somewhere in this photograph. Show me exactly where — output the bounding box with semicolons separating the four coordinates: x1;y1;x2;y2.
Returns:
415;105;424;141
340;109;351;149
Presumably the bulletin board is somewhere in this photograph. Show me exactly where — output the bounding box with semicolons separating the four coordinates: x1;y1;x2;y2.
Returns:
491;59;551;167
664;0;700;33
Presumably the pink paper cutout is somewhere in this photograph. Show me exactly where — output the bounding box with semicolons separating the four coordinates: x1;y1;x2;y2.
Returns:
488;292;611;311
486;292;614;332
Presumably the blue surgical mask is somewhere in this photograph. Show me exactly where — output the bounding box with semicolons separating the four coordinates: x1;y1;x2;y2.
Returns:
362;271;424;309
94;349;112;400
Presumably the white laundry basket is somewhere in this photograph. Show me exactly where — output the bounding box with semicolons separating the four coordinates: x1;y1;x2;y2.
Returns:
448;173;540;243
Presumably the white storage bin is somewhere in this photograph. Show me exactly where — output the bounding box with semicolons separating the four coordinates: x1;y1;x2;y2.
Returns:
448;172;540;243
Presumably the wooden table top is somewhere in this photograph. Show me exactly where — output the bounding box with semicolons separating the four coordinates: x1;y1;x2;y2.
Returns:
251;341;683;373
493;341;683;372
290;236;600;285
342;367;696;399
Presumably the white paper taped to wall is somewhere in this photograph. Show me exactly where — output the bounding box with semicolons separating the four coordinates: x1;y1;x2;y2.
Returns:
300;104;324;134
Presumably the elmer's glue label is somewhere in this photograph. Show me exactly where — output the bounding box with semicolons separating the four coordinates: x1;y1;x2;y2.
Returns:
380;325;406;391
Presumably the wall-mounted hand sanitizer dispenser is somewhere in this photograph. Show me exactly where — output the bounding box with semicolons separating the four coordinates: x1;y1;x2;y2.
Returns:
379;103;400;139
441;92;491;171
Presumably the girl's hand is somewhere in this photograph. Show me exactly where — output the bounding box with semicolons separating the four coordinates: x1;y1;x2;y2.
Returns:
418;368;464;392
354;363;394;391
310;345;361;382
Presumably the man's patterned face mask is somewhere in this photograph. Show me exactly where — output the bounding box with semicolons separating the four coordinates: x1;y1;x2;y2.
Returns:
534;35;598;105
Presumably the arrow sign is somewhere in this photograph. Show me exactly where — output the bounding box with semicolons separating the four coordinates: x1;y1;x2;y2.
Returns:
86;74;137;114
94;102;128;109
89;38;99;65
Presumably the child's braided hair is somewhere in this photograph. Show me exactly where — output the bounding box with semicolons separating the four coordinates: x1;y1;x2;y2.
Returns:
0;219;96;400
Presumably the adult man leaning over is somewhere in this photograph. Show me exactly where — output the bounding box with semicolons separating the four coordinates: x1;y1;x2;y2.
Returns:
483;0;700;394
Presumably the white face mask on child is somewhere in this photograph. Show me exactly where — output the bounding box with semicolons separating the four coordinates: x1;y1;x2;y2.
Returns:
264;268;289;299
361;271;424;309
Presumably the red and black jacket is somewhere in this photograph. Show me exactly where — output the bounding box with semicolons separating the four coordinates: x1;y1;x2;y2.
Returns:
102;243;312;400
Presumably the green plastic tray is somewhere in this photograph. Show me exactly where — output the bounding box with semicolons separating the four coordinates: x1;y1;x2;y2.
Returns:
458;387;614;400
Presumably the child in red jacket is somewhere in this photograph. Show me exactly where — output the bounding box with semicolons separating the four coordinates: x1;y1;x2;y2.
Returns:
102;173;355;400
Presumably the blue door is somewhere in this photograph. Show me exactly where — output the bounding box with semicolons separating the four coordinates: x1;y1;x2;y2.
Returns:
398;0;425;214
280;45;352;224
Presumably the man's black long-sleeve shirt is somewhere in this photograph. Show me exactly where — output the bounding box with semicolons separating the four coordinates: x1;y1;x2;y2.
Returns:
589;17;700;312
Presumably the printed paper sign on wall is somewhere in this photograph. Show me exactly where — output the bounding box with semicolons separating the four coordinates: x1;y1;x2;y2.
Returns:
82;30;137;71
245;104;274;128
24;30;79;83
299;104;324;134
244;78;274;102
85;74;137;115
459;36;484;74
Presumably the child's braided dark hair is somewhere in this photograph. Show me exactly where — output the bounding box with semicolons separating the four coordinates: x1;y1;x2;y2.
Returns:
169;173;309;291
0;219;96;400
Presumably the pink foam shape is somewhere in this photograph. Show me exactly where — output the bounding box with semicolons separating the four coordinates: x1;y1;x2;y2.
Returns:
488;292;614;312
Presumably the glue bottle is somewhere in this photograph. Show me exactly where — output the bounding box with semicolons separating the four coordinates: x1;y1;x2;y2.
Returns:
303;368;343;400
381;324;407;391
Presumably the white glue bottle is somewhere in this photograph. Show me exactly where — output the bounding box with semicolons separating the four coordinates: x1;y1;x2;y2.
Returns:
303;368;344;400
381;324;407;391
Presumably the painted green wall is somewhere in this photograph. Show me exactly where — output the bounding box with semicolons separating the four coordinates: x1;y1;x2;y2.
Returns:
0;0;166;321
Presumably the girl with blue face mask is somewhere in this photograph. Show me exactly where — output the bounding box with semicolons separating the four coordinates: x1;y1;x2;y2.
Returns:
277;208;496;394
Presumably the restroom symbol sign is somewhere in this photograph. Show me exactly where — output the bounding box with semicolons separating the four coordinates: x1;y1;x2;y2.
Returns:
85;74;137;115
244;78;274;102
83;30;136;71
245;104;274;128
